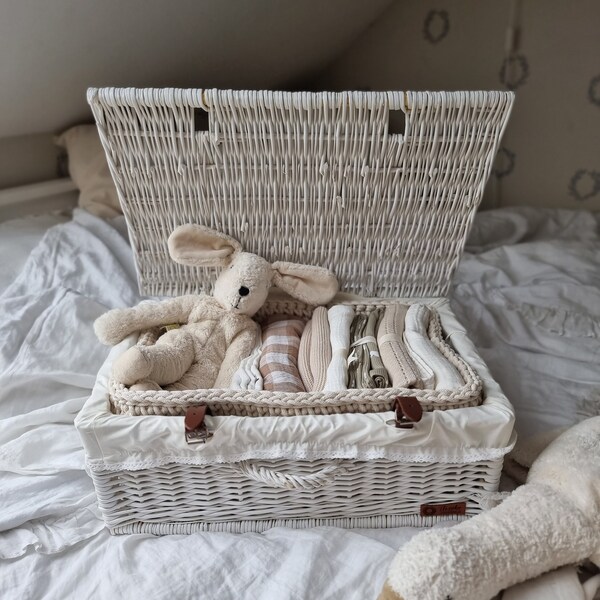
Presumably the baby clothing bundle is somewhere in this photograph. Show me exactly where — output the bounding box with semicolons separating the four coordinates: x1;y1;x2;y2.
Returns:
228;304;464;393
258;317;305;393
297;307;331;392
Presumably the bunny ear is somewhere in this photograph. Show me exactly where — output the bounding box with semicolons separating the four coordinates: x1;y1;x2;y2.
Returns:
272;261;338;305
168;225;242;267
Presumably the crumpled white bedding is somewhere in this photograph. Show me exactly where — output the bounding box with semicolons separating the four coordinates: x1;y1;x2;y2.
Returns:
1;207;599;599
0;213;69;292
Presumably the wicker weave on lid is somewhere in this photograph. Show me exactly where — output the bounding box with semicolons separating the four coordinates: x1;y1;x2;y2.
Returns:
88;88;513;298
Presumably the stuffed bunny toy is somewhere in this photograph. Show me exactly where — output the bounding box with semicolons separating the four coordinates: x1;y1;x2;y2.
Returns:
378;416;600;600
94;224;338;391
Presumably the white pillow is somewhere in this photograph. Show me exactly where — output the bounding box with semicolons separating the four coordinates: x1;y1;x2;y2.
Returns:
56;125;121;218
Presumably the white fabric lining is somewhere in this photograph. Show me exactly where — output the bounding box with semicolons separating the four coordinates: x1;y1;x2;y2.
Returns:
76;298;515;469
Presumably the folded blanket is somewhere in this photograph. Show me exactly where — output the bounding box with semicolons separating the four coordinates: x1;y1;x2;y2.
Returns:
377;304;422;389
298;319;314;390
323;305;354;391
348;310;390;389
403;304;463;391
230;342;263;390
298;306;331;392
259;317;306;392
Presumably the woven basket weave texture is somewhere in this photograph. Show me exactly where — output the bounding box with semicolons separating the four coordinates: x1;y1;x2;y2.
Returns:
88;88;513;298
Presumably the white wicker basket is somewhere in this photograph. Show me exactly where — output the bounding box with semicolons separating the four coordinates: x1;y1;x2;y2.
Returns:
88;88;513;299
77;299;515;534
88;88;513;417
78;88;516;534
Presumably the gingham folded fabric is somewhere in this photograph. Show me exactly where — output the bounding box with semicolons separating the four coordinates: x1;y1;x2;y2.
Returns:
348;310;390;389
259;317;306;392
230;342;263;390
298;306;331;392
323;304;355;391
404;304;463;391
376;304;422;389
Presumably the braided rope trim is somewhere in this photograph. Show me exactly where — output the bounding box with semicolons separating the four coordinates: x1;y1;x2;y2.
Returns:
109;302;483;417
230;460;348;490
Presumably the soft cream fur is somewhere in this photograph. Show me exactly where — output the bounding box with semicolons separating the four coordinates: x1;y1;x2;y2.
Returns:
95;225;338;389
380;417;600;600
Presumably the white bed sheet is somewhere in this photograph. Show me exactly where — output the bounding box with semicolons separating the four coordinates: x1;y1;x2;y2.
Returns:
0;207;598;599
0;213;69;293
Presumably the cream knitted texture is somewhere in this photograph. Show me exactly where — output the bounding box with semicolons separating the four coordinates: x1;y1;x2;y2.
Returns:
310;306;331;391
298;307;331;392
377;304;422;389
382;417;600;600
323;305;354;392
297;319;314;391
404;304;463;391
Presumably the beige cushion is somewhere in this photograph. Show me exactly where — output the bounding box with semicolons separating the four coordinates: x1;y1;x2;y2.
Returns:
56;125;121;218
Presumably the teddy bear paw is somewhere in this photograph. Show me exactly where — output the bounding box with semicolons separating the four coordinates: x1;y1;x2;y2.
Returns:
112;346;153;385
94;308;132;345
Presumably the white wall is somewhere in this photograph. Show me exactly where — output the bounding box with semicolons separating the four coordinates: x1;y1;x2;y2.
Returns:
0;0;391;138
314;0;600;211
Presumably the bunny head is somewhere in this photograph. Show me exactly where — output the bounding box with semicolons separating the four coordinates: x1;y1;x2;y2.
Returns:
168;225;338;317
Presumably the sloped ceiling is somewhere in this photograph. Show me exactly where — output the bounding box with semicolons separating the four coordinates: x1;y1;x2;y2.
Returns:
0;0;392;138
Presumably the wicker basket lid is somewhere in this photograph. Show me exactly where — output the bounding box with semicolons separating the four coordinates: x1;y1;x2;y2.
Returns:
88;88;513;298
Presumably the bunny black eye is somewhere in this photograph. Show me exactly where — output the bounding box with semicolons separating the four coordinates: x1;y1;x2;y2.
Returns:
239;286;250;296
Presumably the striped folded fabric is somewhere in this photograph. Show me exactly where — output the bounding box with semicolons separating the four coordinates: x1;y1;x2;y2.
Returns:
259;316;306;392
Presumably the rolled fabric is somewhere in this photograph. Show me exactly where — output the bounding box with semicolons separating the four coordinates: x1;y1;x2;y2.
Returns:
376;304;422;389
230;342;263;390
298;319;314;391
367;310;389;387
347;313;368;388
311;307;331;391
403;304;463;391
323;305;354;391
348;310;390;389
298;307;331;392
259;317;306;392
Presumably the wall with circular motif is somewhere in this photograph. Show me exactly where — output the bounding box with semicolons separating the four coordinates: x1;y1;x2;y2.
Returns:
315;0;600;210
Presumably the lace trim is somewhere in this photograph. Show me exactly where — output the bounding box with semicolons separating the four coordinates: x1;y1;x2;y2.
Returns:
86;440;515;473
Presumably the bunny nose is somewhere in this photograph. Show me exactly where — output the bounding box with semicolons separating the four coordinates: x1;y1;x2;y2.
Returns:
238;286;250;297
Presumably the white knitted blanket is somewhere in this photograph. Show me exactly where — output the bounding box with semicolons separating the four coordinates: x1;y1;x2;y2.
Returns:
404;304;463;391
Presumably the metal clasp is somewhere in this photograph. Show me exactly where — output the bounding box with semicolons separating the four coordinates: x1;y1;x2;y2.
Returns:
386;396;423;429
184;405;213;445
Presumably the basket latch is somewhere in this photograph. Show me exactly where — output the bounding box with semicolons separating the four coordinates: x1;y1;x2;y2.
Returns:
184;405;213;444
390;396;423;429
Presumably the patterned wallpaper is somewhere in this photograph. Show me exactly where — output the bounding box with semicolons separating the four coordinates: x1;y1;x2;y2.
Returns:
315;0;600;210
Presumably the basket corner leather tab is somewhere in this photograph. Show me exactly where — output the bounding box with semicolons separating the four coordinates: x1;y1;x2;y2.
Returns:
87;89;514;298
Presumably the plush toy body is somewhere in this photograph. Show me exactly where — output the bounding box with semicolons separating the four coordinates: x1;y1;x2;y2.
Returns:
94;225;338;390
379;416;600;600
